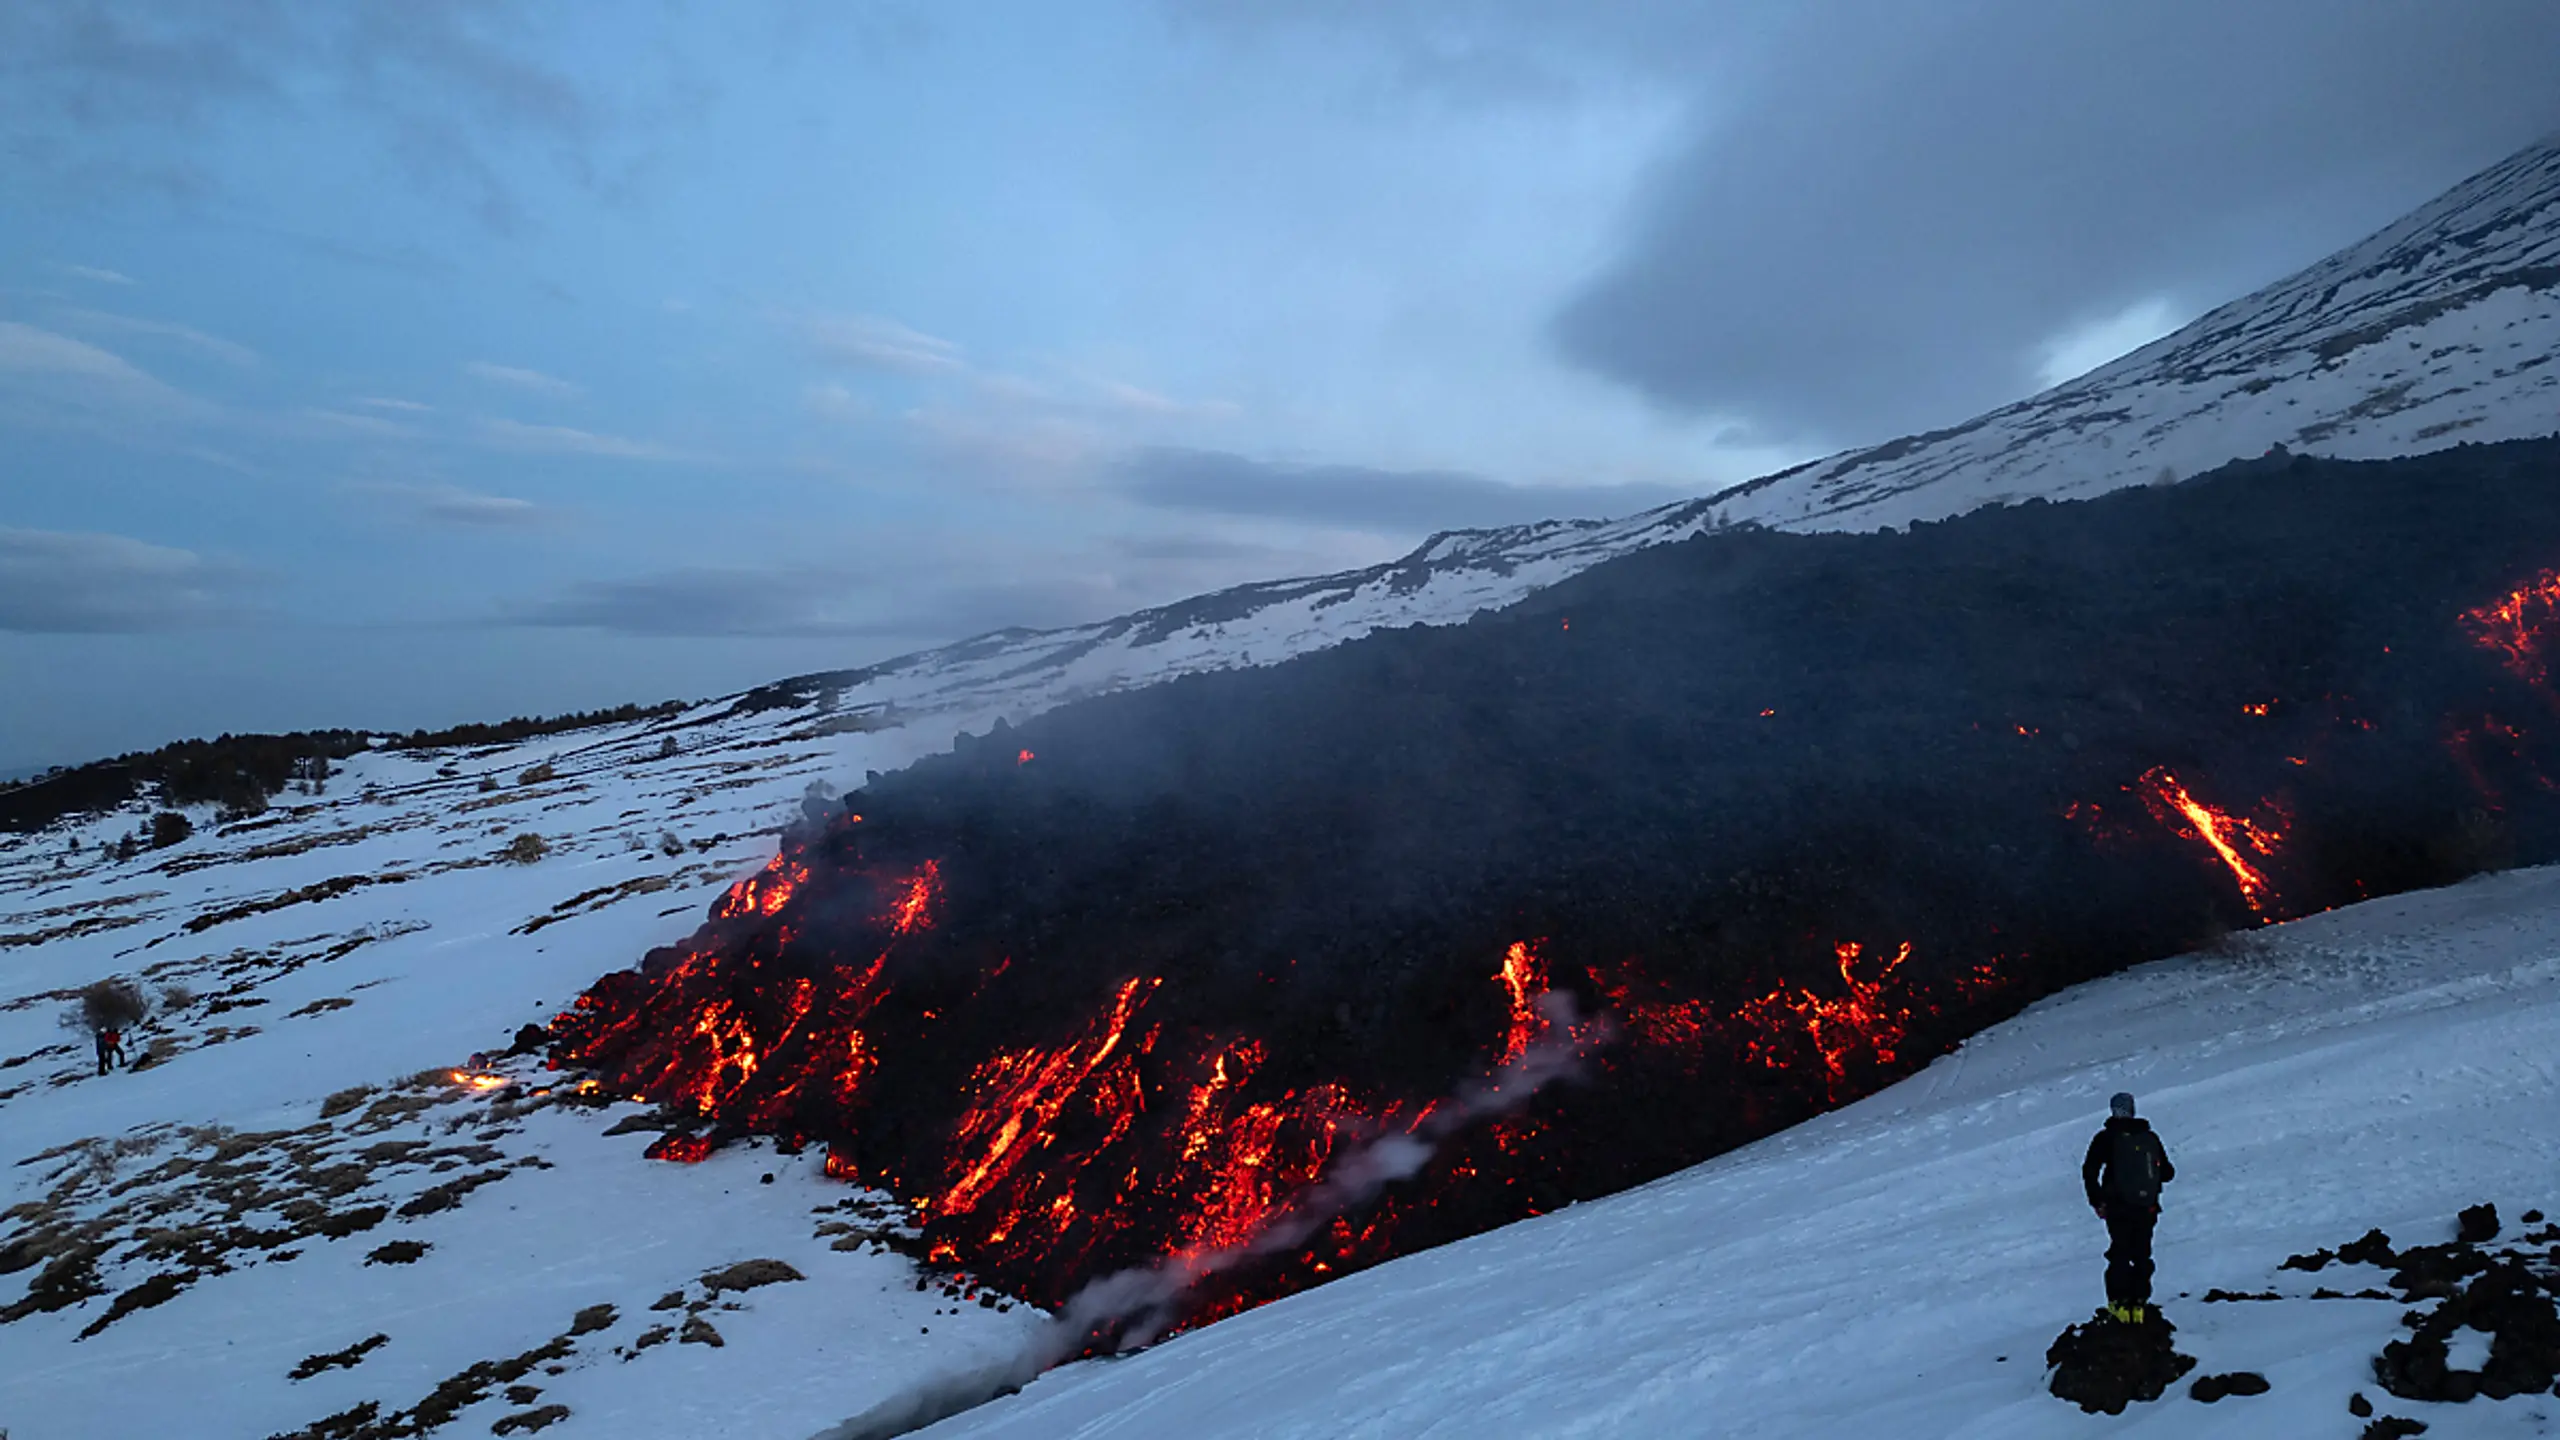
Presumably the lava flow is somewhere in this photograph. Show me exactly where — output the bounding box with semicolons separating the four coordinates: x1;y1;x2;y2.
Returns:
550;810;2000;1340
2130;766;2289;916
2462;566;2560;691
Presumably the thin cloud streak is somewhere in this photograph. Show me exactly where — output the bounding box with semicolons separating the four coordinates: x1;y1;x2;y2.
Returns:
351;481;551;528
474;417;689;462
796;313;969;375
462;360;583;398
54;308;260;368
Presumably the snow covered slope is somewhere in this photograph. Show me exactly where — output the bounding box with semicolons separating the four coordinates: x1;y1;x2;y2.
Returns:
0;709;1046;1440
755;133;2560;735
908;865;2560;1440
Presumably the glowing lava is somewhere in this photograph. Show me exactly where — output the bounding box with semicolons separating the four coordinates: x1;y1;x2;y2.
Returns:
1494;940;1549;1070
2130;766;2286;916
557;824;2001;1340
1731;941;1915;1102
885;859;939;936
2463;568;2560;689
938;975;1158;1219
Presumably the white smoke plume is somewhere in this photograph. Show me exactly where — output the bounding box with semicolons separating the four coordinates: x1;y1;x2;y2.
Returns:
811;994;1605;1440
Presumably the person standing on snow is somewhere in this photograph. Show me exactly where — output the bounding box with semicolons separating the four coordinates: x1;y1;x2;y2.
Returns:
95;1025;125;1076
2083;1091;2174;1322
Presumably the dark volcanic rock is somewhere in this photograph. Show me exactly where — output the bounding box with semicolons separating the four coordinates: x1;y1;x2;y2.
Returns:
2048;1310;2196;1414
2458;1202;2501;1244
2189;1370;2270;1402
2376;1258;2560;1402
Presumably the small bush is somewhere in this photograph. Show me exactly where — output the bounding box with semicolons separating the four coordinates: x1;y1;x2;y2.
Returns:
516;762;557;787
658;831;684;858
657;736;680;759
503;833;548;865
76;978;149;1034
157;983;195;1012
478;775;502;793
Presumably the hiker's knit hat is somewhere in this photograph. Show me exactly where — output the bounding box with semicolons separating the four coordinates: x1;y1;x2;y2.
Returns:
2109;1092;2136;1119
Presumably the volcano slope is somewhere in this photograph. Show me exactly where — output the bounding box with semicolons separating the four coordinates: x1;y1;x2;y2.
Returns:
557;437;2560;1336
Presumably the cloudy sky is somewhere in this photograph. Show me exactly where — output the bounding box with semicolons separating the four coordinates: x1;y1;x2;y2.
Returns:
5;1;2557;772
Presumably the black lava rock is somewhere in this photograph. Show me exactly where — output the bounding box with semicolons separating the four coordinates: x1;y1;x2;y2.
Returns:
2189;1371;2270;1402
2458;1202;2502;1244
2375;1257;2560;1402
2048;1309;2196;1414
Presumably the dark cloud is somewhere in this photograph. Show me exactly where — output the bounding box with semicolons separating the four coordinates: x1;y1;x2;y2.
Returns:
1163;1;1743;110
1547;0;2560;445
0;526;256;632
1119;447;1693;533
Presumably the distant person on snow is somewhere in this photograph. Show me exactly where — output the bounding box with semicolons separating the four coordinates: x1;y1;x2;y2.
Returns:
2083;1091;2174;1322
95;1026;125;1076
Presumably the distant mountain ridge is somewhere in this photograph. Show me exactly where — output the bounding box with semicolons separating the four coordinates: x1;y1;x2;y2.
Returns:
1719;131;2560;530
745;134;2560;738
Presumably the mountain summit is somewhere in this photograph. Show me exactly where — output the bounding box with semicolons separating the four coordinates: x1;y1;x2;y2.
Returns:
1720;132;2560;531
778;135;2560;737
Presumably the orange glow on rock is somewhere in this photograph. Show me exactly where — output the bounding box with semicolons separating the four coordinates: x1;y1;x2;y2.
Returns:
1731;941;1915;1102
885;860;940;936
647;1132;713;1163
1494;940;1549;1070
938;976;1158;1218
2130;766;2286;915
2463;568;2560;688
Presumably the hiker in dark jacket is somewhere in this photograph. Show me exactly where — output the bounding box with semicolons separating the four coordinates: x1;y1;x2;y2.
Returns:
95;1026;125;1076
2082;1091;2174;1321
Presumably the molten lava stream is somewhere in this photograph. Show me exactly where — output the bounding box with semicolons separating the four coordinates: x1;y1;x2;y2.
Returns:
2130;766;2287;916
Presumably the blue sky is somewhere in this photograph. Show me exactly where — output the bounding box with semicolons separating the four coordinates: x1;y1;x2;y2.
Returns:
6;2;2557;771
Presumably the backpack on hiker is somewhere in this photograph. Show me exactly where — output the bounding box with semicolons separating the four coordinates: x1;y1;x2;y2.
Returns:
2105;1126;2161;1209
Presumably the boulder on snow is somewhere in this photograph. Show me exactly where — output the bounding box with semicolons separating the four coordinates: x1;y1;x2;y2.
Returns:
2375;1256;2560;1402
2046;1309;2196;1414
2189;1370;2270;1402
2458;1202;2501;1245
